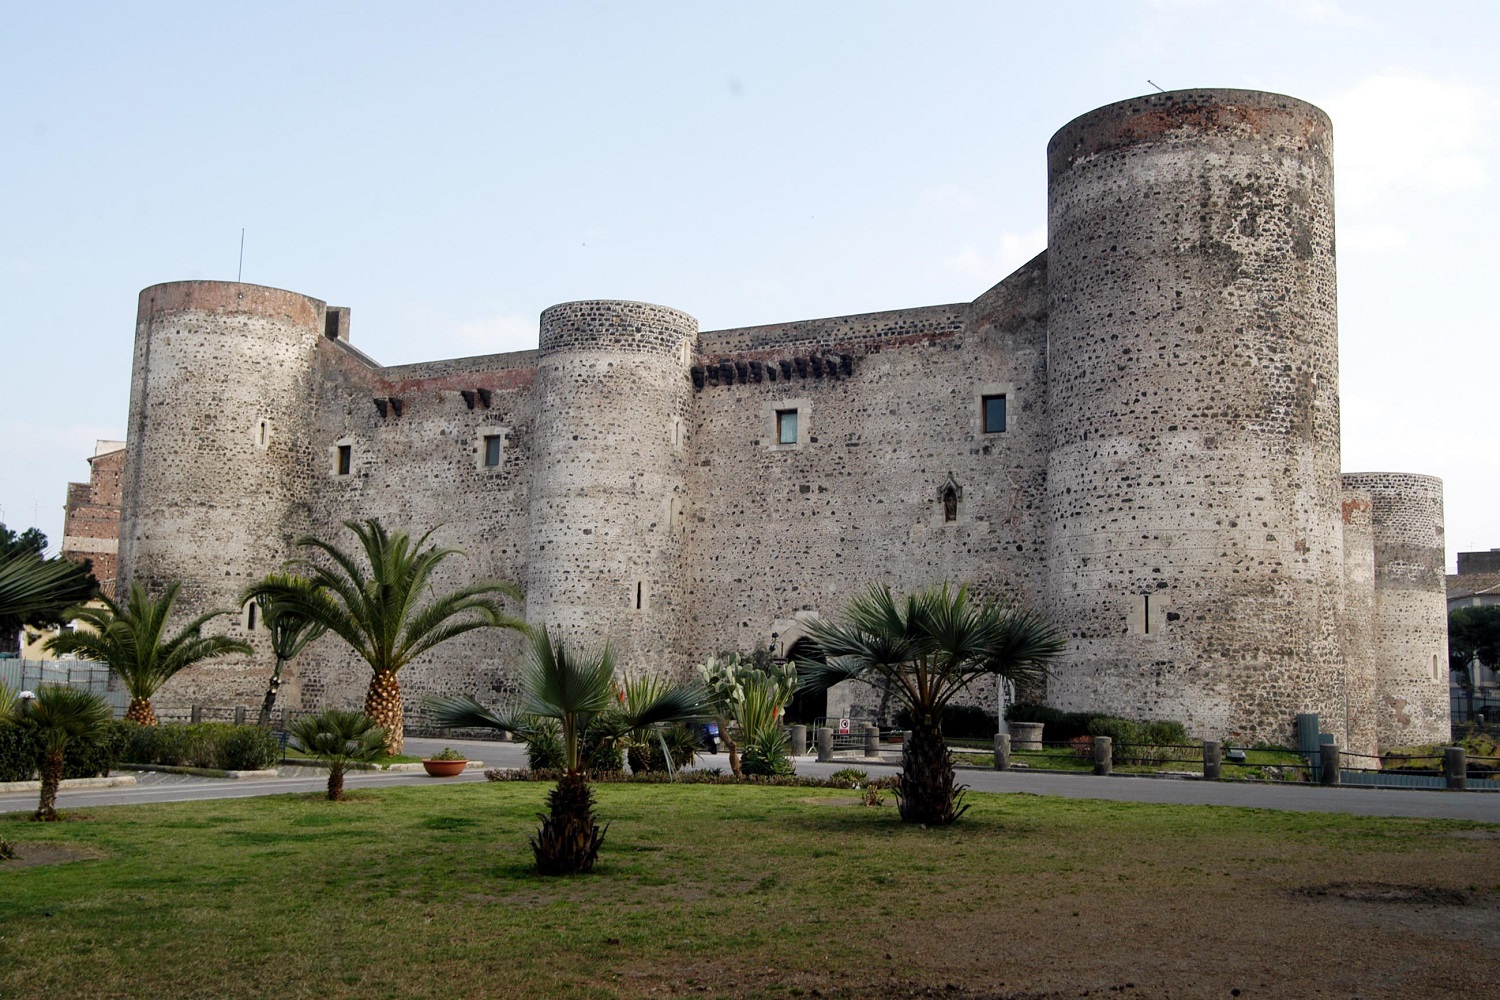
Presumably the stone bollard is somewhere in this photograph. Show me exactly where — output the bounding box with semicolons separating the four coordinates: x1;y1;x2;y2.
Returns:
190;704;203;724
816;727;834;762
1319;743;1341;786
1445;747;1468;791
234;706;247;726
994;733;1011;771
1092;735;1112;776
791;724;808;757
864;725;880;757
1202;740;1222;781
1010;721;1044;751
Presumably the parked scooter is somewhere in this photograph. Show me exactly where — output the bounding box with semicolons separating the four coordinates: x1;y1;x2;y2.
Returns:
700;722;721;754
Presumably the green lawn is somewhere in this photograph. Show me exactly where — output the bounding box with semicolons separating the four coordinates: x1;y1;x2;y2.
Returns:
3;782;1497;999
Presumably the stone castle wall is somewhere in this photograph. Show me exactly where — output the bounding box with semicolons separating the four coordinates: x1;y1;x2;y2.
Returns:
113;89;1448;749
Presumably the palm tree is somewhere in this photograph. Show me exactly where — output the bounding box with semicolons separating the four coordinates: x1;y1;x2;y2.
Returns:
23;684;114;821
427;626;709;875
287;710;389;801
45;582;251;725
0;544;96;655
802;583;1064;826
241;575;328;727
244;520;524;754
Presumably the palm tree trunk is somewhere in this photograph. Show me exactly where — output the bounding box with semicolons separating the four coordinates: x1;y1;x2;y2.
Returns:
719;718;743;779
124;698;158;726
327;761;346;801
530;771;606;875
35;747;64;821
898;717;966;826
364;670;404;754
257;658;285;727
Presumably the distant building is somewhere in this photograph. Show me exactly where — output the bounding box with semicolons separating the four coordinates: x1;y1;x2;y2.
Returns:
20;440;125;660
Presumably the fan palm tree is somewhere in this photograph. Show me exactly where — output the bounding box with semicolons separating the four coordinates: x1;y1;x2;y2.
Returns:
287;710;389;801
244;519;524;754
45;582;251;725
241;575;328;727
427;626;710;875
802;583;1064;826
0;546;96;654
23;684;114;821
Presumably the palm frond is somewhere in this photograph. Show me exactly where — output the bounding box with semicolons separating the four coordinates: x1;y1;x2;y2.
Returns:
424;693;526;734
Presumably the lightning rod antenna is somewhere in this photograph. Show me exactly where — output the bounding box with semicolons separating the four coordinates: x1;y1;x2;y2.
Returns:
237;228;245;282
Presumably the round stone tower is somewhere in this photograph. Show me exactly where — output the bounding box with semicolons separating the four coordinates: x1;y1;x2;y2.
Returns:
526;300;697;674
1043;90;1344;743
1340;473;1449;747
118;281;324;697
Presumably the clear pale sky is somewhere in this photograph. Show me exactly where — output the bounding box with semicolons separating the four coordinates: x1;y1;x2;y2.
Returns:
2;1;1495;571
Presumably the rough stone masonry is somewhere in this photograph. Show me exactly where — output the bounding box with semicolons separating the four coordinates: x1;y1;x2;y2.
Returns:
114;89;1448;753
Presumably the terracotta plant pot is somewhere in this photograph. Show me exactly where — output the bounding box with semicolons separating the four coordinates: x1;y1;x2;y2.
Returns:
422;759;467;777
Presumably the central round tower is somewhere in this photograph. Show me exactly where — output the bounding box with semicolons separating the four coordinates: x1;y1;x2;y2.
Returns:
526;300;697;674
1043;90;1344;743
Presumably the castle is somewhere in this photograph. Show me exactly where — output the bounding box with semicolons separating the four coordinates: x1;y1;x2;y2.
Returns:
116;89;1450;754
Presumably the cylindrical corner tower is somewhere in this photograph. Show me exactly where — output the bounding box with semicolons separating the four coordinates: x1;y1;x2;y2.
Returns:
1044;90;1344;743
118;281;325;699
1339;488;1379;757
526;300;697;674
1340;473;1449;747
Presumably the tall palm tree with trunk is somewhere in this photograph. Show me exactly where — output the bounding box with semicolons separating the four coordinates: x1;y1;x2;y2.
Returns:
802;583;1064;826
241;575;328;727
23;684;114;821
245;519;523;754
45;582;251;725
427;626;709;875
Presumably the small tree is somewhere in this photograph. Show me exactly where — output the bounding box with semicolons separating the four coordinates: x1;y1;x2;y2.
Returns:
22;684;114;821
802;583;1063;826
245;520;524;754
287;710;388;801
241;575;328;727
45;582;251;725
427;626;709;875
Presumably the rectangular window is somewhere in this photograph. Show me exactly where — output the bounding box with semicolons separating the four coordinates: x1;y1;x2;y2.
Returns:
982;394;1007;434
337;444;352;475
483;434;502;467
777;409;798;445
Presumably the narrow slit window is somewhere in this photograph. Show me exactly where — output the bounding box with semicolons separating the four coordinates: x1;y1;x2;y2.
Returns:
337;444;352;476
942;485;958;523
635;581;643;610
483;434;502;467
777;409;798;445
982;394;1007;434
246;603;257;630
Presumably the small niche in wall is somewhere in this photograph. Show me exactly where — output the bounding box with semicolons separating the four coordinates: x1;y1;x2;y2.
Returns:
336;444;352;476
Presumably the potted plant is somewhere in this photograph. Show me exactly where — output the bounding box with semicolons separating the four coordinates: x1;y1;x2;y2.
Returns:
422;747;468;777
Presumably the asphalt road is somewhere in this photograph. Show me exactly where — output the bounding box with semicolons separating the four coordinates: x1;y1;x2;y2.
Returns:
4;736;1498;822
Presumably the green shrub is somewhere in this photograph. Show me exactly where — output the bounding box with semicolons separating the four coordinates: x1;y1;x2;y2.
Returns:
521;718;622;777
112;721;278;771
0;719;120;780
1006;705;1192;762
0;724;38;781
896;704;1000;740
740;726;795;776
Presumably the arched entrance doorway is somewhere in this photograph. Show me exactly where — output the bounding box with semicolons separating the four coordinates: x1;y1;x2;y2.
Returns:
782;636;827;726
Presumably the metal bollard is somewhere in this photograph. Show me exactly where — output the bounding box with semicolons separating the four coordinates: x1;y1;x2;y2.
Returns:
234;706;247;726
791;724;808;757
190;704;203;724
1319;743;1341;786
816;727;834;762
1202;739;1222;781
864;725;880;757
1092;735;1112;776
1445;747;1468;791
993;733;1011;771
